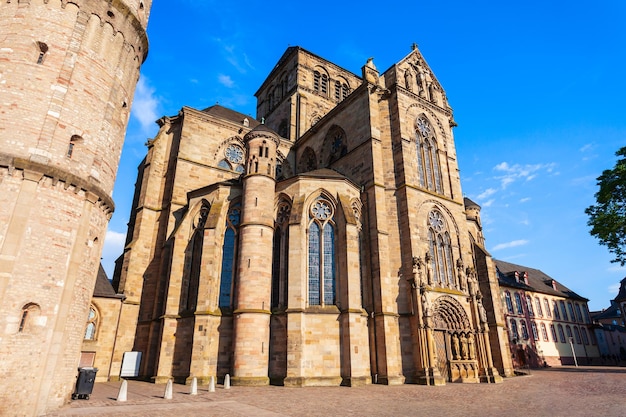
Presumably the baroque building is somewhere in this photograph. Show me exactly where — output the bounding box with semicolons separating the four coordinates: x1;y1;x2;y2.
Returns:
0;1;151;415
111;45;514;387
496;260;600;368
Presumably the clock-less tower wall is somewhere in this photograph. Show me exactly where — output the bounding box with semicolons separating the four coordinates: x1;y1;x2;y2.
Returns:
0;1;151;415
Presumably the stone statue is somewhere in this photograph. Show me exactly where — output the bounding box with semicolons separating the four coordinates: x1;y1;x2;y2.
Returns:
425;252;433;285
468;334;476;360
404;69;413;92
478;299;488;324
452;333;460;360
460;334;468;360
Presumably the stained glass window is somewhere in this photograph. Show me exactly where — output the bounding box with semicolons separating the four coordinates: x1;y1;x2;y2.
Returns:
416;116;443;195
308;198;335;306
427;210;455;288
219;205;240;308
84;306;98;340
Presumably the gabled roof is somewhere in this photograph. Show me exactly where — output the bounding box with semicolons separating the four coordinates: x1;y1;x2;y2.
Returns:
200;104;260;128
93;264;118;298
495;259;588;301
590;301;622;321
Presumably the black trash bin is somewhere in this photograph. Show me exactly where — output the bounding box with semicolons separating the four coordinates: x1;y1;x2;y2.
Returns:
72;367;98;400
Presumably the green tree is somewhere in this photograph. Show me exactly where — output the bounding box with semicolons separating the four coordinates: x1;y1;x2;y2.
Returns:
585;146;626;265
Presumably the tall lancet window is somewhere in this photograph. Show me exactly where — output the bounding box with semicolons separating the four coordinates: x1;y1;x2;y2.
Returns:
308;197;336;306
272;201;291;309
219;203;241;308
427;210;455;287
416;116;443;194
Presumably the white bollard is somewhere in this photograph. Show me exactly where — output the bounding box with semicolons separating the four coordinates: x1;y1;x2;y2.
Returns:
116;379;128;402
164;379;173;400
224;374;231;390
190;377;197;395
208;376;216;393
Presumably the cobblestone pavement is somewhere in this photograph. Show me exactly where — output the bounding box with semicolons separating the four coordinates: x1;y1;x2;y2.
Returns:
45;366;626;417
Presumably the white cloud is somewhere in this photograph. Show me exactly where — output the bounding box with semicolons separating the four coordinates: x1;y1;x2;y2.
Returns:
101;229;127;278
607;264;626;273
131;75;160;133
218;74;235;88
608;283;621;295
519;197;531;203
476;188;497;200
580;143;596;153
492;161;556;189
482;199;495;208
491;239;529;251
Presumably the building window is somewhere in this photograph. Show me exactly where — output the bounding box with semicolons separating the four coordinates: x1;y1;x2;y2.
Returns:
520;320;529;340
314;71;320;91
504;291;514;314
416;116;443;194
308;198;336;306
531;321;539;340
553;300;560;319
540;323;549;341
321;74;328;95
550;324;558;342
334;81;341;100
427;210;455;287
567;302;576;323
560;300;568;321
510;319;519;341
581;327;590;345
583;305;591;323
219;144;245;173
544;298;551;318
272;201;291;309
535;297;543;316
219;203;240;308
36;41;48;64
557;324;566;343
18;303;41;334
574;304;583;323
514;293;524;315
573;326;582;344
526;295;534;316
84;306;98;340
342;83;349;99
565;325;573;342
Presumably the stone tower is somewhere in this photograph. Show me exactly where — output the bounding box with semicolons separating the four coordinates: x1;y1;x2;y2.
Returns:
0;1;150;415
232;125;280;385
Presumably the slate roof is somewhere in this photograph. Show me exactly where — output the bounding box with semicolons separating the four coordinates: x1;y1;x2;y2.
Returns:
614;277;626;303
495;259;588;301
463;197;480;209
201;104;260;128
93;264;119;298
590;301;622;321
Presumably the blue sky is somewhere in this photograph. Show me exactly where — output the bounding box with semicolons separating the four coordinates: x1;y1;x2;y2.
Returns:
102;0;626;311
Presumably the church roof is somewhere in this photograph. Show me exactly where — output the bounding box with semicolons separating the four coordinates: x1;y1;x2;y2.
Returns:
200;104;260;128
299;168;350;180
464;197;480;210
613;277;626;302
93;264;119;298
495;259;588;301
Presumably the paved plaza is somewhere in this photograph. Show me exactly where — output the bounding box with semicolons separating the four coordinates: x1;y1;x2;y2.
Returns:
46;366;626;417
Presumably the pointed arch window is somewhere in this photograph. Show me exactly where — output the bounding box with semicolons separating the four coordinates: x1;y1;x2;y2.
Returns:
272;201;291;309
84;306;98;340
540;323;549;341
553;300;560;319
550;324;558;342
416;116;443;194
219;203;241;308
308;198;336;306
544;298;551;318
514;293;524;314
520;320;529;340
510;319;519;341
526;295;534;316
557;324;566;343
535;297;543;316
427;210;455;287
504;291;514;314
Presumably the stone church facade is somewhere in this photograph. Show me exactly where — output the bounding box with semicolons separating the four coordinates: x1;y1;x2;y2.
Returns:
111;45;514;387
0;1;151;415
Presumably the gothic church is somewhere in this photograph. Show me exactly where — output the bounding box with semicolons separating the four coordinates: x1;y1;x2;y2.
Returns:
110;45;514;386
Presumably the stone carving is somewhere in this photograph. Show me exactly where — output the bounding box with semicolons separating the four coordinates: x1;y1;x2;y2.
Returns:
468;334;476;360
452;333;460;360
460;334;467;360
404;69;413;92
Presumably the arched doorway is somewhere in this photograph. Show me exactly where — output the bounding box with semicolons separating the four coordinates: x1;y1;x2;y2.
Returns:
432;295;479;383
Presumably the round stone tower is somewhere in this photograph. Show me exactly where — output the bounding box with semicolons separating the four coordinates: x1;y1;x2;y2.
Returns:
232;124;279;385
0;1;150;415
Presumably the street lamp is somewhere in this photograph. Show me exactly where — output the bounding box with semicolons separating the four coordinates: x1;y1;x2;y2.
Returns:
568;337;579;367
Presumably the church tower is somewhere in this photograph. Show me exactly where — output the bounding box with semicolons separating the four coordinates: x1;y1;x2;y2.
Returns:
0;1;150;415
232;125;280;385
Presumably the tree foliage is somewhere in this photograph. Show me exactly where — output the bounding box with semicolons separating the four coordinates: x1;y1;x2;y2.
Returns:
585;146;626;265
